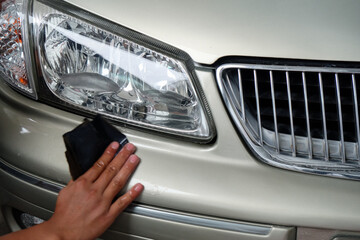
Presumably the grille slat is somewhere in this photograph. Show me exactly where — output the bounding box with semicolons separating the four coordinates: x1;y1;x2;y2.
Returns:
217;63;360;180
225;73;241;113
352;74;360;161
302;72;313;159
238;69;246;121
254;70;263;144
318;73;330;161
286;72;296;156
270;70;280;152
335;74;346;162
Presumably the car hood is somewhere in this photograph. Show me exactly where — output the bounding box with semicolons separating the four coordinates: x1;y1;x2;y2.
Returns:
66;0;360;64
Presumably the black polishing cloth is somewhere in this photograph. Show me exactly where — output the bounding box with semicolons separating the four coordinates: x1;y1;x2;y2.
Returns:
63;115;128;180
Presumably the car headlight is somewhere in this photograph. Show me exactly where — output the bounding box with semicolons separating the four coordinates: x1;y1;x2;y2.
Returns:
0;0;215;142
0;0;36;97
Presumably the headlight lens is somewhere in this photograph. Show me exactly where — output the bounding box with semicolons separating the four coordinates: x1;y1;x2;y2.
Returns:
0;0;35;97
1;0;214;141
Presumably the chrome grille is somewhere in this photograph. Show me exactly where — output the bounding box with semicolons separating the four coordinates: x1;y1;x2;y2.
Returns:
216;63;360;180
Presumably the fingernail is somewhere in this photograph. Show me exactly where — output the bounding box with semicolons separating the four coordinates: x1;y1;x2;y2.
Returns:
126;143;135;151
134;183;144;192
129;155;139;164
111;142;119;149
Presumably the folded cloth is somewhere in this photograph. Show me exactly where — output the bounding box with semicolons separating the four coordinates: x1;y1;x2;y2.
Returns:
63;115;128;180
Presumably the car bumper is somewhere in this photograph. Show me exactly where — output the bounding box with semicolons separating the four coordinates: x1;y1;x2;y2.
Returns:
1;69;360;237
0;158;295;239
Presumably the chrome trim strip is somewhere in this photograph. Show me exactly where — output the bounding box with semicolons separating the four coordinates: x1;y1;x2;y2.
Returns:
0;159;271;235
352;74;360;161
286;72;296;156
0;159;63;193
219;63;360;74
302;72;313;159
335;74;346;162
270;71;280;152
318;73;329;161
126;205;271;235
253;70;263;144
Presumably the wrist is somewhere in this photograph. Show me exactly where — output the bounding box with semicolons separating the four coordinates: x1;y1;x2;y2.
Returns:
39;220;63;240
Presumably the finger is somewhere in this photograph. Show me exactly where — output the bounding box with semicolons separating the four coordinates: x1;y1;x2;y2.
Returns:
107;183;144;219
93;143;136;192
80;142;119;182
103;155;140;200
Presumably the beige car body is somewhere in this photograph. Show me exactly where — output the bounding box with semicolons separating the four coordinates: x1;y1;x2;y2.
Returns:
1;0;360;239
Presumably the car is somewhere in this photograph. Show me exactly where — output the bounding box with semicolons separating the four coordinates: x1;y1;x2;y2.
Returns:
1;0;360;239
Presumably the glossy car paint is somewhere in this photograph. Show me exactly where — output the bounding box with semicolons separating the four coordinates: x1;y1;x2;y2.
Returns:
65;0;360;64
1;0;360;238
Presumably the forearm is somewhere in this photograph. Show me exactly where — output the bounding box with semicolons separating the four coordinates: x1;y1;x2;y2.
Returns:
0;221;60;240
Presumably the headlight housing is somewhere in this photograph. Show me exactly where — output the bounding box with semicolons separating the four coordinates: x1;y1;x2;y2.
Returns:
0;0;215;142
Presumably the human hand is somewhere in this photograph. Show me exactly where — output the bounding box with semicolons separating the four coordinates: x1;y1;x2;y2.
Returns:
45;141;144;240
